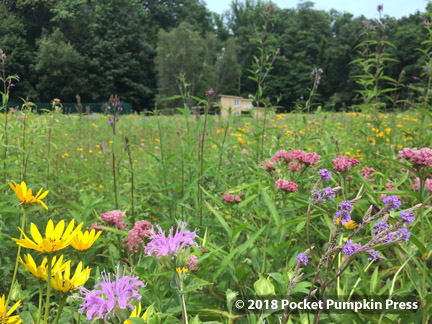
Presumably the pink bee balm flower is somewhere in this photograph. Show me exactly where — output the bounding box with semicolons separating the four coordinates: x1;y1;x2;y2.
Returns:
413;178;432;193
53;98;61;103
275;179;298;193
145;222;198;257
332;155;360;172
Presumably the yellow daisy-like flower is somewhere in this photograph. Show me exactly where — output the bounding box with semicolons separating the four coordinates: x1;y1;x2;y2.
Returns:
0;295;22;324
336;218;358;229
13;219;83;254
124;303;149;324
176;267;188;276
50;261;91;293
19;254;70;280
9;181;49;210
70;229;102;251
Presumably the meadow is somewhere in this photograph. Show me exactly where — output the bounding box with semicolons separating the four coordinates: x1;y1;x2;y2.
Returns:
0;104;431;324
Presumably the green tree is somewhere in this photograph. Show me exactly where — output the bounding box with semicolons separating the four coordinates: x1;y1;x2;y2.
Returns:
155;22;216;106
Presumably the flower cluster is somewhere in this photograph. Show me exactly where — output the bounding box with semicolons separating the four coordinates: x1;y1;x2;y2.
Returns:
270;149;320;171
318;168;331;181
360;166;376;182
100;210;128;230
399;210;415;225
125;220;153;253
332;155;360;172
342;240;362;256
413;177;432;193
295;253;308;266
398;147;432;170
261;160;276;172
223;194;242;204
314;187;335;203
79;265;145;322
145;222;198;257
382;195;401;211
335;201;353;224
275;179;298;193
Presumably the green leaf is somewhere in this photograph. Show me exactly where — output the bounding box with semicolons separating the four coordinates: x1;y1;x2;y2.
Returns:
261;187;280;228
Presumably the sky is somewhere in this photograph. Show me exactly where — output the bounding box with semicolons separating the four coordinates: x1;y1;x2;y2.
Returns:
204;0;428;19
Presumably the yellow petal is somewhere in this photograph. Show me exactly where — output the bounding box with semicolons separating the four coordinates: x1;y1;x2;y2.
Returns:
30;223;43;244
46;219;54;238
53;220;65;240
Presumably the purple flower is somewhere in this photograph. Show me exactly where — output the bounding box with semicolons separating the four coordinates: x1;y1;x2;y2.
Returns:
366;249;379;261
314;187;335;203
396;228;411;242
385;232;395;243
108;119;113;124
372;220;389;235
295;253;308;266
318;168;331;181
335;200;353;224
78;265;145;322
382;195;401;211
342;240;361;256
145;222;198;257
399;210;415;225
338;201;353;212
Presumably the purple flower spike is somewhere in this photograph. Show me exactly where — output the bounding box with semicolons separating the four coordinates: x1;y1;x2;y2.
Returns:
145;222;198;257
295;253;308;266
399;210;415;225
342;240;361;256
318;168;332;181
382;195;401;211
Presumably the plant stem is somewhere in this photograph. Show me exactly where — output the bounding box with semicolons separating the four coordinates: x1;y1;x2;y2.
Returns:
43;254;53;324
175;272;189;324
53;296;66;324
36;282;43;324
2;207;27;324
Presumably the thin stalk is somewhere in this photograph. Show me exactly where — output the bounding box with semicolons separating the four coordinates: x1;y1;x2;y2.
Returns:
157;119;170;218
2;207;27;324
36;282;43;324
43;254;53;324
215;117;230;189
53;296;67;324
175;273;189;324
125;137;135;224
199;104;209;227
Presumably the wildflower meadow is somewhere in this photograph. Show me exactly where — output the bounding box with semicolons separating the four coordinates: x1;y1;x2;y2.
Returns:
1;1;432;324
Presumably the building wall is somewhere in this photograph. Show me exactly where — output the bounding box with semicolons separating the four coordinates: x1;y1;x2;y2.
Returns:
218;95;253;118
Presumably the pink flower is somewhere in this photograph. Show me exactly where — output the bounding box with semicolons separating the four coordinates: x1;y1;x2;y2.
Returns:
275;179;298;193
413;178;432;193
100;210;128;230
360;166;376;182
270;149;320;171
398;147;432;170
87;222;106;233
125;220;153;253
223;194;242;204
53;98;61;103
288;161;303;173
261;160;276;172
332;155;360;172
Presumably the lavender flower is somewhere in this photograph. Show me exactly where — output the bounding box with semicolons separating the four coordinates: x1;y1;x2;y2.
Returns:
372;220;389;235
318;168;332;181
78;265;145;322
366;249;379;261
342;240;361;256
385;232;395;243
399;210;415;225
396;228;411;242
335;201;353;224
145;222;198;257
382;195;401;211
295;253;308;266
314;187;335;203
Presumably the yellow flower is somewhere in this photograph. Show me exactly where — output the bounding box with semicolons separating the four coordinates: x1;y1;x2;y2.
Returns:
13;219;83;254
99;184;104;189
19;254;70;280
9;181;49;210
0;295;22;324
176;267;188;275
77;148;83;151
124;303;149;324
50;261;91;293
336;218;358;229
155;138;160;142
212;144;217;149
71;229;102;251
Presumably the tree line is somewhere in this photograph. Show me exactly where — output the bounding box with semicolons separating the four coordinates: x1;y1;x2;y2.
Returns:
0;0;430;111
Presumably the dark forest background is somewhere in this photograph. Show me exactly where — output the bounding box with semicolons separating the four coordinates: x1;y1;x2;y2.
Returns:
0;0;430;111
